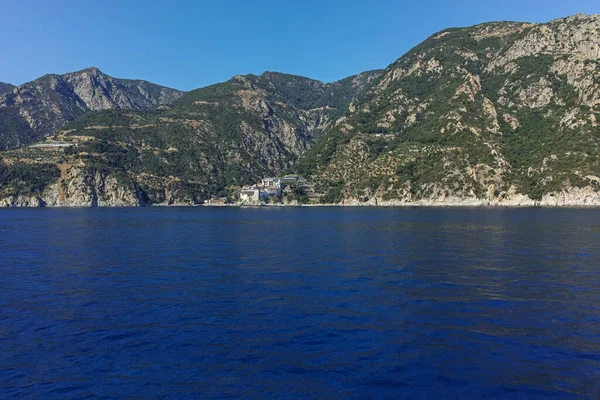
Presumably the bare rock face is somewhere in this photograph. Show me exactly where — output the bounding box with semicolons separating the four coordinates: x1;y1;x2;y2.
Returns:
43;165;148;207
0;195;44;207
488;14;600;70
0;68;183;150
0;166;148;208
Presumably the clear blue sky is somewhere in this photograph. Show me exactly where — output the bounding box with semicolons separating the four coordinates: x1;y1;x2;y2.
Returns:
0;0;598;90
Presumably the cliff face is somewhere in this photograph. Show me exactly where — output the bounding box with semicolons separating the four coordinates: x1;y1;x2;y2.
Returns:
0;169;146;207
0;68;183;150
297;13;600;205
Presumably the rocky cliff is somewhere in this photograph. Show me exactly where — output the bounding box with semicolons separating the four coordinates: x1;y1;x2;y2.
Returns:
0;67;183;150
296;13;600;205
0;166;148;207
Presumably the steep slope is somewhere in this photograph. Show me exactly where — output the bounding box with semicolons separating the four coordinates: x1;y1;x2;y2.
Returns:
0;71;381;206
296;13;600;205
0;67;183;150
250;70;383;129
0;82;14;96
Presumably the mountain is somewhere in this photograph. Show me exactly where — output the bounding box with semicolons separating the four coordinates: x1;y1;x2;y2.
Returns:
0;82;14;96
2;13;600;208
295;13;600;206
0;67;183;150
0;70;381;206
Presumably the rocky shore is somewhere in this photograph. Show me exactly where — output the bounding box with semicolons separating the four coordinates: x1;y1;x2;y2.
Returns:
2;185;599;208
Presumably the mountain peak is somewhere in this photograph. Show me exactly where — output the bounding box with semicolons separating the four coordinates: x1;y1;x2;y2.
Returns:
83;66;101;73
70;66;104;77
0;68;183;150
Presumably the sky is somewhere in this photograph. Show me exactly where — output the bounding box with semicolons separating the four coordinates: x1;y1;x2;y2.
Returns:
0;0;598;91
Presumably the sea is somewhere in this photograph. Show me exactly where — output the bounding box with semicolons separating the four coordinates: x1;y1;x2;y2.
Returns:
0;207;599;399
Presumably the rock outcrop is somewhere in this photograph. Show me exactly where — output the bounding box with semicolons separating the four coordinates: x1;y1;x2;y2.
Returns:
0;165;148;207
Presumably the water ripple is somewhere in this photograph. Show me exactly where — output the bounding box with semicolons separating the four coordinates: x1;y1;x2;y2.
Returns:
0;207;599;398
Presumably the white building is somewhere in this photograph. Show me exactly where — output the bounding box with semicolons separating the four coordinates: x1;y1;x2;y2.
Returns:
240;187;271;202
262;177;282;189
240;188;260;202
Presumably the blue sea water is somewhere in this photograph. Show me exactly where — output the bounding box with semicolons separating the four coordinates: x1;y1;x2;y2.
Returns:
0;207;599;399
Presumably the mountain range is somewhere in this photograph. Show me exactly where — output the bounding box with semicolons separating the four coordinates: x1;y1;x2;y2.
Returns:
1;13;599;207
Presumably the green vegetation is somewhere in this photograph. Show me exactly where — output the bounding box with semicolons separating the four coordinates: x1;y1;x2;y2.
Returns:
320;180;344;204
286;186;309;204
251;71;382;113
0;108;37;150
0;82;14;96
0;160;60;196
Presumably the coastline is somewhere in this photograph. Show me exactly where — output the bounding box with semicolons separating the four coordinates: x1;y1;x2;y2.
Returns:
204;202;600;208
2;187;599;208
2;201;599;209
